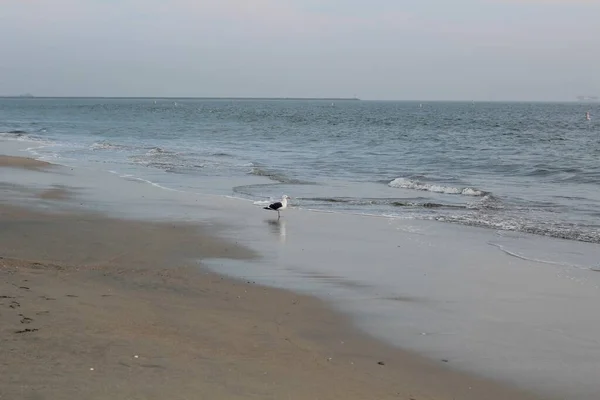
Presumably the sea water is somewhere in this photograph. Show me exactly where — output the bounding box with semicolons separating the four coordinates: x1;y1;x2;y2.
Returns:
2;98;600;243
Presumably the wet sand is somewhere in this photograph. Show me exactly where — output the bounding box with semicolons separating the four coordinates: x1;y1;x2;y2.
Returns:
38;186;71;200
0;154;53;170
0;155;544;400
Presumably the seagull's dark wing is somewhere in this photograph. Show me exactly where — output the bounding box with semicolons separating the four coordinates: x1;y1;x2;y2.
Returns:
265;201;283;211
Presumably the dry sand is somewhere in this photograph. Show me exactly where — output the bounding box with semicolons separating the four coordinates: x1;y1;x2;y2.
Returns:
0;155;544;400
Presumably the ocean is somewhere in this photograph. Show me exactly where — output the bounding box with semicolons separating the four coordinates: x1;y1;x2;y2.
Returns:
1;97;599;243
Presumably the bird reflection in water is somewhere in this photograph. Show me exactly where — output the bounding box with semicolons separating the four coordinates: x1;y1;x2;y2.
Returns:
266;218;287;244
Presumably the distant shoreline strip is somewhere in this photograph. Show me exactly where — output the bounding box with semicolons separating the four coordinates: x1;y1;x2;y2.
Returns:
0;96;361;101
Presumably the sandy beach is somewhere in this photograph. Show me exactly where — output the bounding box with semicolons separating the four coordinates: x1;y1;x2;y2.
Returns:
0;154;548;399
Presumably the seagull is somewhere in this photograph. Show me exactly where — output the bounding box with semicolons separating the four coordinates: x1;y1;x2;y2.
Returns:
263;195;290;219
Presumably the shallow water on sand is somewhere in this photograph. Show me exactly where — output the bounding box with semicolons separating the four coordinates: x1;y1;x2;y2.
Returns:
204;214;600;400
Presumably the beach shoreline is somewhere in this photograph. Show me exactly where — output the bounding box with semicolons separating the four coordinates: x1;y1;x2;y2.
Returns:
0;153;547;399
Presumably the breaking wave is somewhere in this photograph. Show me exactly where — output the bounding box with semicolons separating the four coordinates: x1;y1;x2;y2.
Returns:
389;178;485;196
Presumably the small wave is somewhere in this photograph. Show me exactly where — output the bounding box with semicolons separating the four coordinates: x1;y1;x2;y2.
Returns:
302;197;377;207
487;242;591;270
129;148;209;174
305;197;351;203
391;201;466;209
389;178;485;196
253;199;273;206
90;141;127;151
145;147;174;156
468;194;504;210
525;165;583;178
110;171;183;192
0;130;26;138
0;130;50;144
249;166;285;181
299;197;468;209
434;214;600;244
248;166;309;185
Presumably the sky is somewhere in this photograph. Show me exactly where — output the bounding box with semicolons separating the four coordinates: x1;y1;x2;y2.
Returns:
0;0;599;100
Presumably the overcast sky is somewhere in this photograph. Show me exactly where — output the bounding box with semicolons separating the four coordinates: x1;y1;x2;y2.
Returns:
1;0;598;100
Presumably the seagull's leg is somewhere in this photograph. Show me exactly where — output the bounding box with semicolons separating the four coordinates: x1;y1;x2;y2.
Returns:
277;210;280;219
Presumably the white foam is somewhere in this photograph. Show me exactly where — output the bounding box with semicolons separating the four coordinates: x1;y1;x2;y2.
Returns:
487;241;591;271
389;178;484;196
122;175;182;192
0;132;52;145
145;147;175;156
106;168;183;192
90;142;126;151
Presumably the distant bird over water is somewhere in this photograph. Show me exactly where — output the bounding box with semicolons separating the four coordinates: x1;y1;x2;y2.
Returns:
263;195;290;219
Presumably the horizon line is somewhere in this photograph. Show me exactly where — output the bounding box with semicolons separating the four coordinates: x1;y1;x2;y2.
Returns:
0;96;596;103
0;95;361;101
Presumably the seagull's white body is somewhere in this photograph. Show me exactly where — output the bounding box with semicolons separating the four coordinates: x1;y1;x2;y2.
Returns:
263;195;290;219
